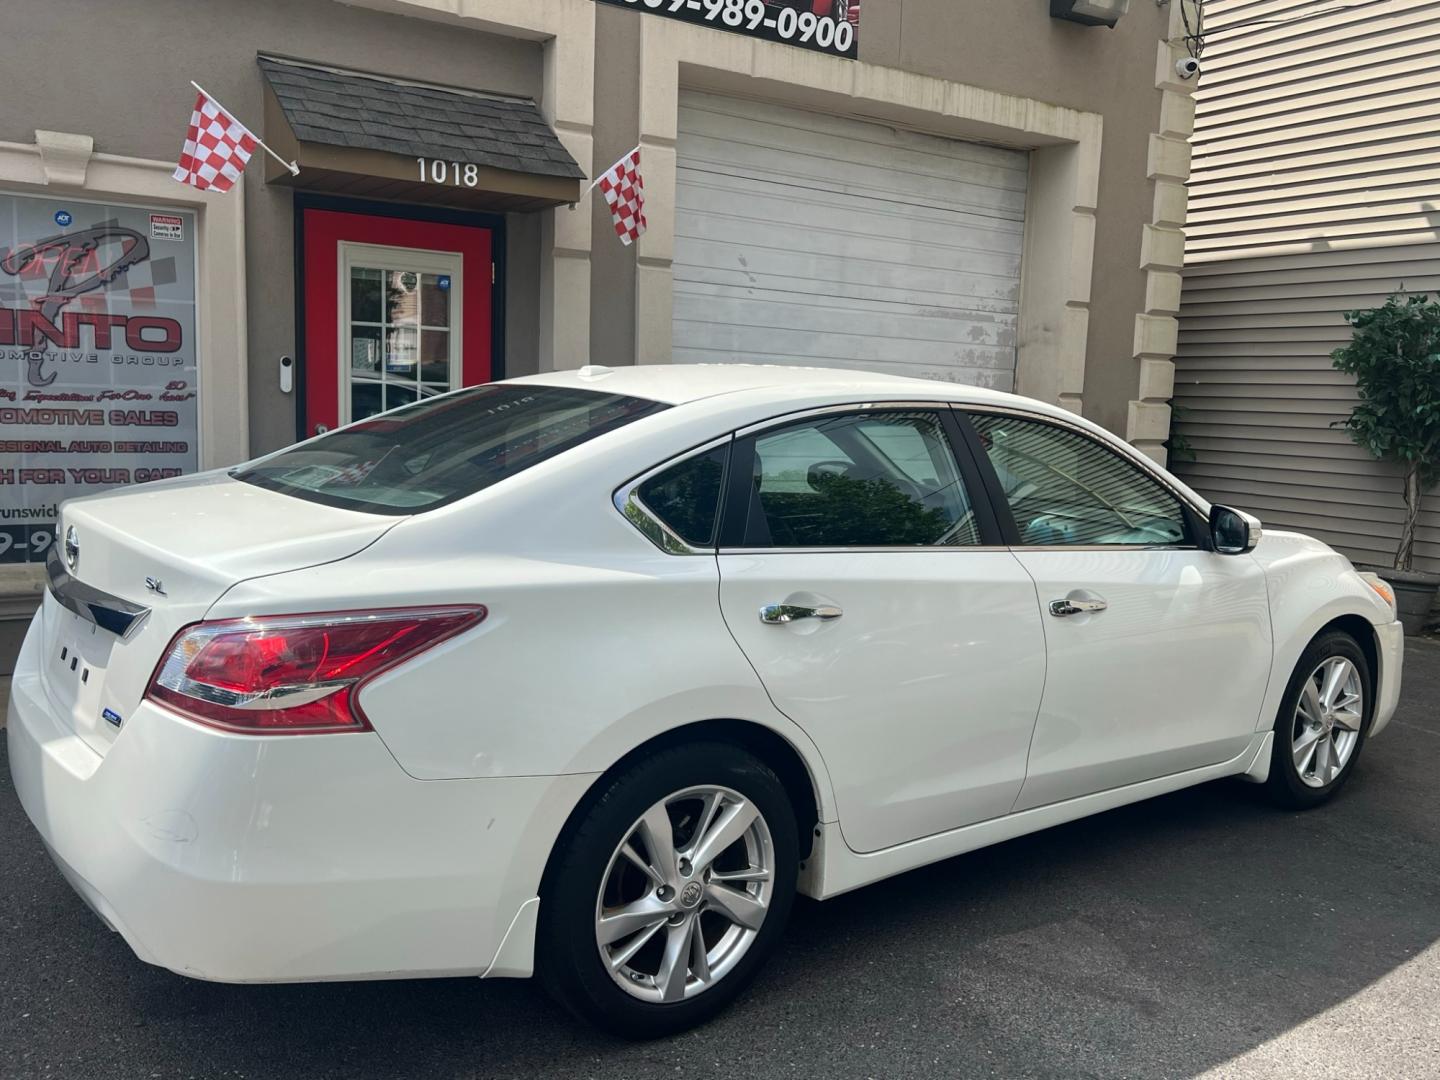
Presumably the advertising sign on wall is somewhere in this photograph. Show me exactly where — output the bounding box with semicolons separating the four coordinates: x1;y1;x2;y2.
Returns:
0;193;199;564
595;0;860;60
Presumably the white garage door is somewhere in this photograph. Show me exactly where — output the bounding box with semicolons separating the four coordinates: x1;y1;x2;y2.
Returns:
673;92;1029;389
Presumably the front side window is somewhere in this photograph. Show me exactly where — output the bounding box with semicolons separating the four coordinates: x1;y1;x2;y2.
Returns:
235;385;666;515
733;410;980;548
969;412;1188;546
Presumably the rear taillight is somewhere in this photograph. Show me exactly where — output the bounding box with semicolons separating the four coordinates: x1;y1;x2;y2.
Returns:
145;607;484;734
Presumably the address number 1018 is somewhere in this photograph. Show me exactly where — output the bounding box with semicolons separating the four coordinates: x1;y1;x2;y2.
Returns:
417;158;481;187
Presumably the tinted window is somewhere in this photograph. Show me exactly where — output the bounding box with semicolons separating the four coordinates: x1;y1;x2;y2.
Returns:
970;413;1188;546
736;411;980;548
636;445;728;548
235;385;666;515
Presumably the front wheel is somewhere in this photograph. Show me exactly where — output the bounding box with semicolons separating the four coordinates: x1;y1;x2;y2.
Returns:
538;742;799;1038
1265;631;1372;808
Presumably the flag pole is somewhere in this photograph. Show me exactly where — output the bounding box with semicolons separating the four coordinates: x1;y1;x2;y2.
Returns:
189;80;300;176
579;143;642;199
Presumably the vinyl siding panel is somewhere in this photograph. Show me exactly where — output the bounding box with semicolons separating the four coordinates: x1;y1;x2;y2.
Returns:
1175;246;1440;573
1172;0;1440;574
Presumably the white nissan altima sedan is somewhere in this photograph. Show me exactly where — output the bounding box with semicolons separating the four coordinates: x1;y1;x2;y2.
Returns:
8;364;1403;1036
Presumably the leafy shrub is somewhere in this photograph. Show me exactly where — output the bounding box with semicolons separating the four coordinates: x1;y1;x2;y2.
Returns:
1332;293;1440;571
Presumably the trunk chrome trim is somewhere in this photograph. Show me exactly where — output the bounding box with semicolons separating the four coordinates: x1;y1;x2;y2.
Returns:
44;543;151;640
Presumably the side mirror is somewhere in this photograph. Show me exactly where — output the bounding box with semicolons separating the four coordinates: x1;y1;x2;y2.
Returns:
1209;504;1262;555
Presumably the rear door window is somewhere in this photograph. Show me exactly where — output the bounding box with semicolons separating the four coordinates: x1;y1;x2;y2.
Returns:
235;385;667;514
729;410;982;548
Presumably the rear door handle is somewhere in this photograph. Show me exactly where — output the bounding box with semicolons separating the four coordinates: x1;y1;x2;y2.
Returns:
760;604;844;625
1049;597;1108;617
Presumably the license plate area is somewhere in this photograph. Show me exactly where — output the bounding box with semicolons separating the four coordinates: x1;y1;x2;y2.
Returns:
42;600;122;745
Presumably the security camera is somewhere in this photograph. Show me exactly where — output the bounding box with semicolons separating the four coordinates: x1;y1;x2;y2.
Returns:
1175;56;1201;80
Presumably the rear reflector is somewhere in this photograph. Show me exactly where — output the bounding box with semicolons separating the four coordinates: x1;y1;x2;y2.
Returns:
145;606;485;734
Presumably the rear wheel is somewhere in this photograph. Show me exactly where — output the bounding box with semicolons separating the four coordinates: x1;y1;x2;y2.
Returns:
538;742;798;1038
1265;631;1372;808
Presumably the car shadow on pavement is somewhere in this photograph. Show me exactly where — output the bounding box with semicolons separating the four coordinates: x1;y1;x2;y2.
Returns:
4;642;1439;1080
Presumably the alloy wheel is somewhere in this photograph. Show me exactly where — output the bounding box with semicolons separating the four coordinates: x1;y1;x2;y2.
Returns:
1291;656;1363;788
595;785;775;1003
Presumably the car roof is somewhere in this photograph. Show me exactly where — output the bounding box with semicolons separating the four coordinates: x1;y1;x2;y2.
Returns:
505;363;1211;511
509;363;1030;409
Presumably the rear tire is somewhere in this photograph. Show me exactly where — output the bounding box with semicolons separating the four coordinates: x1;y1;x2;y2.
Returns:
538;742;798;1038
1265;630;1372;809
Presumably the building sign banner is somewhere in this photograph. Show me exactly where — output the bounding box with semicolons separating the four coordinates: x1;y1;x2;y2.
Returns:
596;0;860;59
0;193;199;564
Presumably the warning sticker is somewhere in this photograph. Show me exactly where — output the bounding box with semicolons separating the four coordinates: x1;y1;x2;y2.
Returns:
150;213;184;241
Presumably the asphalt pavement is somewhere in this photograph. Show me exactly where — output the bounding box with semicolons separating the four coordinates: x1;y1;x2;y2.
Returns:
3;642;1439;1079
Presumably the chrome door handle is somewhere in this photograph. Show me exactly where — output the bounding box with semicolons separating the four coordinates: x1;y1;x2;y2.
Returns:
759;604;844;625
1049;598;1108;617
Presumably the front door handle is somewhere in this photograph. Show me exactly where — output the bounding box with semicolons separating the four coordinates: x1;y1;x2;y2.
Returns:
760;603;844;625
1049;597;1108;617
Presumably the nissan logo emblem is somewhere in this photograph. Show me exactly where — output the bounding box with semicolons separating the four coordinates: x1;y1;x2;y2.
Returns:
63;525;79;571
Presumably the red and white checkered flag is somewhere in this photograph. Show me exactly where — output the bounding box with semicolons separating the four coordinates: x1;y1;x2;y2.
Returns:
596;148;647;247
172;90;258;192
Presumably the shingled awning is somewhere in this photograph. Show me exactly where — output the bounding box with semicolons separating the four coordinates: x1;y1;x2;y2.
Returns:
257;56;584;212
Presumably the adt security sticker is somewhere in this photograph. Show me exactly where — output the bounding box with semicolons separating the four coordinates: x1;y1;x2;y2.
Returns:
54;210;72;227
437;275;451;291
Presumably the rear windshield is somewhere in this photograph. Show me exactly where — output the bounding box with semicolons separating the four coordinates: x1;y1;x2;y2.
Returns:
233;384;667;514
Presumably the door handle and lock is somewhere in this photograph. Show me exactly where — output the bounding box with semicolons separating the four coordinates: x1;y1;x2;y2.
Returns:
759;603;844;625
1049;597;1108;618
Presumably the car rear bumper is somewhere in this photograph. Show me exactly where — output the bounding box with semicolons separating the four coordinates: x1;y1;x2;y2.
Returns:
1371;618;1404;739
6;618;591;983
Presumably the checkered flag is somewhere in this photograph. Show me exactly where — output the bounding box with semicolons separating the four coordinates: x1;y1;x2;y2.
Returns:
595;148;647;247
172;91;258;192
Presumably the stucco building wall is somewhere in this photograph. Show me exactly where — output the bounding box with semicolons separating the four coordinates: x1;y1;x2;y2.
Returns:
0;0;1197;670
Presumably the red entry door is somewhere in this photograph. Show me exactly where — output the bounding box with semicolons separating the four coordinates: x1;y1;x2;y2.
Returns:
302;209;492;436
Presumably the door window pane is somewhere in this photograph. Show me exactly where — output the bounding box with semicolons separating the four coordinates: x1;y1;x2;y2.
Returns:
420;330;450;384
384;326;418;375
386;383;419;411
350;326;381;374
420;274;451;327
350;381;383;423
350;267;382;323
970;413;1188;546
739;411;979;548
636;445;728;548
385;271;421;326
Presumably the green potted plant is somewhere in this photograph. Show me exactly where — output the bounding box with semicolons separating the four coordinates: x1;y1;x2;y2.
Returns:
1332;292;1440;633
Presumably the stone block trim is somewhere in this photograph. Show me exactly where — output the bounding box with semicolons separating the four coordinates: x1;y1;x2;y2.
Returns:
1127;0;1202;465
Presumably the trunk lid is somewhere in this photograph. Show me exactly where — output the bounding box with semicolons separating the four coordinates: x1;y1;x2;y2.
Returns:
38;471;396;756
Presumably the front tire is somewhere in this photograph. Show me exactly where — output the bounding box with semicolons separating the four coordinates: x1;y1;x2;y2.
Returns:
1265;630;1372;808
538;742;799;1038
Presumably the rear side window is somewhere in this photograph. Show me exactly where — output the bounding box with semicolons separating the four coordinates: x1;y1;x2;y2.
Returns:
635;444;729;549
235;385;667;514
